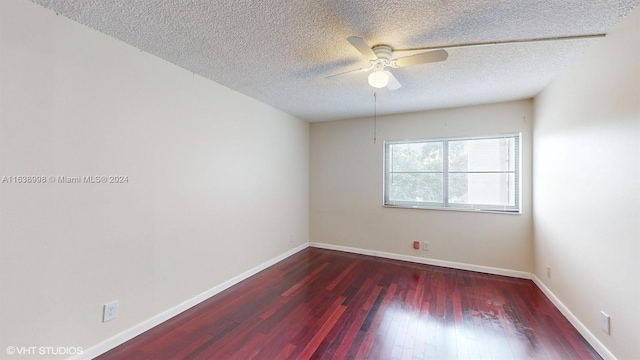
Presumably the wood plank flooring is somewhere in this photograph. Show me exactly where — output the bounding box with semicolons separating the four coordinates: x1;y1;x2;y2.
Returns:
97;248;601;359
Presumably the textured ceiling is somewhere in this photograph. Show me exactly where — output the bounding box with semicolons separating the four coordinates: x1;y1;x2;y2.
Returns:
32;0;639;122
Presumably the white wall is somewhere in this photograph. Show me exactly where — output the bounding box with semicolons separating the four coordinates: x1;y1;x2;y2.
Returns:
0;0;308;356
310;100;533;272
533;7;639;360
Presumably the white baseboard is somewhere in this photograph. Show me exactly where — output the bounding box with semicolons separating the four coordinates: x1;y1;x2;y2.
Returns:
309;242;531;279
73;243;309;360
531;275;616;360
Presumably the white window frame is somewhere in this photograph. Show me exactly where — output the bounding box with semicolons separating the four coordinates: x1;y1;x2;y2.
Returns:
383;133;521;214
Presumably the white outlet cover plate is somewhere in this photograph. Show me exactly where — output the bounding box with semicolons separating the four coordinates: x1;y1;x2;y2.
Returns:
600;311;610;334
103;301;119;322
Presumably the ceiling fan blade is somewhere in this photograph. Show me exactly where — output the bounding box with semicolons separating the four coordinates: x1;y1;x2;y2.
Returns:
347;36;378;61
394;49;448;68
386;71;401;90
325;66;371;78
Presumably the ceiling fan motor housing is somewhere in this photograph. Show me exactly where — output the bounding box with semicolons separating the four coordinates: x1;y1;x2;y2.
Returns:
372;45;393;68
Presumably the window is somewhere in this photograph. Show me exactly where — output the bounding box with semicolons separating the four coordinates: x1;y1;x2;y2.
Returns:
384;134;520;213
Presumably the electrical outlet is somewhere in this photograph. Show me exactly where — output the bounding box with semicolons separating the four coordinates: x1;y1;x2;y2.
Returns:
103;301;119;322
546;266;551;278
601;311;610;334
422;241;429;251
289;234;295;243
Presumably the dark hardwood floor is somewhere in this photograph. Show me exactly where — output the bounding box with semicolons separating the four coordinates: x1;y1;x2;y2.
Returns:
97;248;601;359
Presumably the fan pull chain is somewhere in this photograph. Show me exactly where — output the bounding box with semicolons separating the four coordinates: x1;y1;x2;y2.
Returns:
373;92;377;144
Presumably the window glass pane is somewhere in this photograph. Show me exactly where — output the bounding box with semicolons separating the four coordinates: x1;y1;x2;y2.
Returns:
388;173;443;203
390;142;443;172
449;137;515;172
448;173;516;206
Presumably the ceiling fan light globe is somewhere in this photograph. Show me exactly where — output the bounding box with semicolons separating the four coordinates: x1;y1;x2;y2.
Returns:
368;71;389;88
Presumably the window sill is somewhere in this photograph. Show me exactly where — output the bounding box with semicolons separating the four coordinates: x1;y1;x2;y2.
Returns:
383;204;521;215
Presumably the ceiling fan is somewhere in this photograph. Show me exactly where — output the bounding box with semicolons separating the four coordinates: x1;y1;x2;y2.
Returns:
331;33;608;90
328;36;449;90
